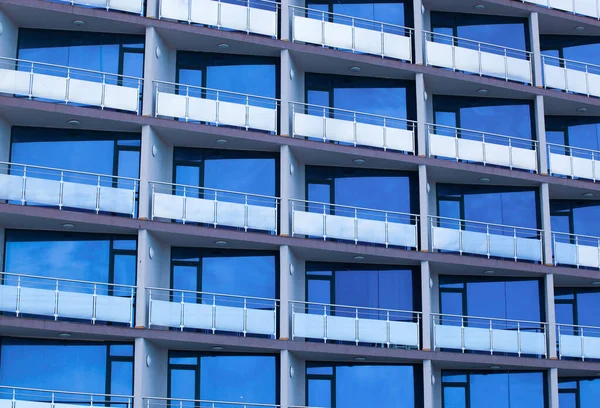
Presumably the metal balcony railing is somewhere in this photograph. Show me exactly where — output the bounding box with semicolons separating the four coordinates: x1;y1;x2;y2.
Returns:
557;323;600;360
49;0;143;14
553;231;600;268
0;57;142;113
290;102;415;153
290;300;420;348
290;5;413;61
432;313;548;357
518;0;600;20
144;397;279;408
0;272;135;326
0;161;138;217
159;0;279;37
147;287;278;337
154;81;279;133
150;181;279;234
430;216;544;262
543;54;600;98
424;31;533;84
548;143;600;182
0;386;133;408
290;199;419;249
427;123;538;172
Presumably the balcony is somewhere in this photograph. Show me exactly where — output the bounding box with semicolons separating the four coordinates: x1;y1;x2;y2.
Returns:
50;0;143;14
144;398;278;408
427;124;538;172
0;387;132;408
290;300;420;348
150;181;279;233
0;57;142;113
432;313;548;357
520;0;600;20
0;162;138;217
424;31;533;84
430;216;544;262
558;323;600;360
290;199;419;249
158;0;278;38
154;81;279;133
290;6;413;61
548;143;600;182
0;272;135;325
147;288;277;337
553;232;600;268
543;55;600;98
290;102;415;153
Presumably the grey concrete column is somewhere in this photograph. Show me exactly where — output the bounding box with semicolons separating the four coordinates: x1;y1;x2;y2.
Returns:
280;145;305;236
535;95;548;174
416;73;427;157
139;126;173;220
419;164;430;251
545;273;557;359
142;27;176;117
423;360;433;408
282;351;306;407
412;0;424;65
280;245;305;339
421;261;431;351
0;117;11;166
432;364;442;408
133;339;169;408
540;182;553;265
548;368;559;408
136;230;171;327
0;9;18;59
281;0;305;41
145;0;160;18
280;50;305;137
529;12;543;88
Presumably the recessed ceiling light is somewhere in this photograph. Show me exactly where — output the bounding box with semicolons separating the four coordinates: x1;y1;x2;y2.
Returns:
216;139;228;144
583;192;594;198
350;66;361;73
474;4;485;9
479;177;491;182
67;119;80;126
354;357;366;361
577;107;588;113
490;365;501;369
62;223;75;229
484;270;495;275
353;255;365;261
211;346;224;350
58;333;72;338
477;88;489;95
574;26;585;31
353;158;365;165
215;240;227;246
72;20;85;26
217;43;230;49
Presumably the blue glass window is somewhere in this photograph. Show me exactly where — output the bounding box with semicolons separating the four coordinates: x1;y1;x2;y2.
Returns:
305;0;411;27
168;352;277;405
546;117;600;152
559;378;600;408
306;363;418;408
0;338;133;395
550;200;600;237
555;288;600;328
541;35;600;67
442;371;546;408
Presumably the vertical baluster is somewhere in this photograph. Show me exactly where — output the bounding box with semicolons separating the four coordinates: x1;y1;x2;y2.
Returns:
354;207;358;245
351;18;355;53
576;235;580;268
243;297;248;337
129;287;134;328
352;111;357;147
101;73;106;110
245;95;250;130
244;194;249;232
217;0;222;28
54;279;59;321
96;175;101;214
570;146;575;179
504;48;508;81
478;42;482;76
213;190;218;228
322;106;327;142
461;316;465;353
180;291;185;331
58;171;64;210
323;304;327;343
508;137;513;170
21;166;27;206
151;182;156;220
28;63;34;99
92;283;97;324
321;11;325;47
184;86;190;123
513;227;518;262
517;320;521;357
386;310;390;348
486;224;491;258
489;319;494;355
215;91;220;126
148;288;153;328
182;186;187;225
16;276;21;317
383;117;387;151
322;203;327;241
212;294;216;334
581;326;585;361
354;307;359;346
65;66;71;105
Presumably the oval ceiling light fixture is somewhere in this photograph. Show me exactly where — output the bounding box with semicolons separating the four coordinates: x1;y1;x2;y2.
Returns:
577;107;588;113
217;43;230;49
349;66;361;73
353;158;365;165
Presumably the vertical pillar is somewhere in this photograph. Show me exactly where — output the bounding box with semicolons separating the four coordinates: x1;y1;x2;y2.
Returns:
548;368;559;408
280;50;305;137
280;146;305;236
419;164;430;251
287;352;306;407
535;95;548;174
421;261;431;351
540;182;553;265
529;12;543;88
432;364;442;408
133;339;168;408
0;9;18;59
280;245;305;339
281;0;305;41
416;73;427;157
142;27;176;117
145;0;160;18
412;0;424;65
545;274;557;359
139;126;173;220
423;360;433;408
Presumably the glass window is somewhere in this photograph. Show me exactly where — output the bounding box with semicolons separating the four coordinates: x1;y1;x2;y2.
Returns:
550;200;600;238
545;117;600;151
306;1;411;27
555;288;600;328
558;378;600;408
541;35;600;67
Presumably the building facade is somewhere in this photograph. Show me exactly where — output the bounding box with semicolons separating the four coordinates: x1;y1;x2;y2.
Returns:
0;0;599;407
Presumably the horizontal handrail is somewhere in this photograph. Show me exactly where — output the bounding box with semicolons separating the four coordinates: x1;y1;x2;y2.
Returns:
432;312;547;327
547;142;600;156
290;198;418;220
149;181;279;202
557;322;600;332
290;299;421;316
144;397;279;408
153;80;280;103
0;56;143;82
552;231;600;242
426;123;536;146
2;271;137;289
53;0;144;14
0;385;133;399
147;287;278;303
291;101;416;126
422;30;532;57
429;215;542;234
2;161;140;183
542;54;600;73
289;4;412;32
